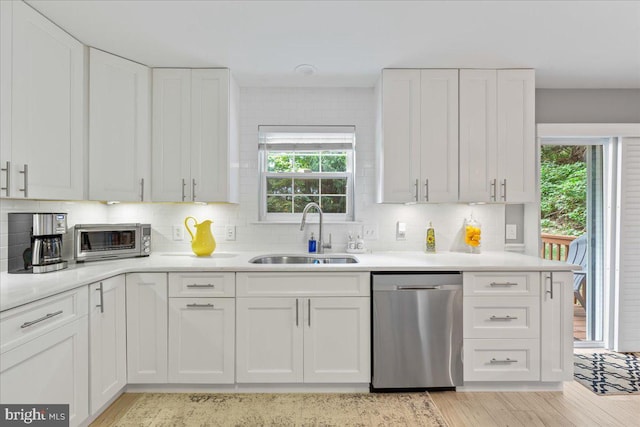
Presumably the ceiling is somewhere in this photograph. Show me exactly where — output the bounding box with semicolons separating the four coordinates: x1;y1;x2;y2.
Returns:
27;0;640;88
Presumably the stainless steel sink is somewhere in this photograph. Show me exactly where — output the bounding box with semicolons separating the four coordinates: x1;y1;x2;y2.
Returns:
249;254;359;264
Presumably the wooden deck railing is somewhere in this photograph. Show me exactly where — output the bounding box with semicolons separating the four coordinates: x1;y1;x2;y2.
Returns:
541;233;576;261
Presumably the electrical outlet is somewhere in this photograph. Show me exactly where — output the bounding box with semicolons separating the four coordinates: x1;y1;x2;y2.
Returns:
363;223;378;240
225;225;236;241
172;226;184;241
506;224;517;240
396;221;407;240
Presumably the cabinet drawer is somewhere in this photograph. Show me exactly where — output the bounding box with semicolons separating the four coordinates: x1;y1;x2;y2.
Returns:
463;339;540;382
1;286;89;353
236;272;369;297
463;272;539;296
169;272;235;297
464;297;539;339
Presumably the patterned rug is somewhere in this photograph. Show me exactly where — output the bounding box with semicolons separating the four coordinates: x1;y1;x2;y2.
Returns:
574;352;640;395
108;393;448;427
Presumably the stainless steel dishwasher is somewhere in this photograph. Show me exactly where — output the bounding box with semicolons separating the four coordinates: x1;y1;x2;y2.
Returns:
372;272;463;390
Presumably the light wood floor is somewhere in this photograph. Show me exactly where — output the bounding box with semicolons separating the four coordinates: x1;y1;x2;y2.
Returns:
93;381;640;427
430;380;640;427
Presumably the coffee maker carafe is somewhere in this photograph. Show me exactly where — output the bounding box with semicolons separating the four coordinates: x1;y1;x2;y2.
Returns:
8;213;69;274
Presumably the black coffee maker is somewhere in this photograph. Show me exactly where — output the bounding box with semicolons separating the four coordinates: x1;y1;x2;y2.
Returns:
8;213;69;273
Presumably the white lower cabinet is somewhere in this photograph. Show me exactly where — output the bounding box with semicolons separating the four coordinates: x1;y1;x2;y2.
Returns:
0;288;89;427
541;271;574;381
168;297;235;383
463;271;573;384
126;272;168;383
304;297;370;383
235;272;370;384
236;297;303;383
89;276;127;414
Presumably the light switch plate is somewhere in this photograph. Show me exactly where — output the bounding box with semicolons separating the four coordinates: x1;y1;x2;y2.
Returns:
396;221;406;240
506;224;517;240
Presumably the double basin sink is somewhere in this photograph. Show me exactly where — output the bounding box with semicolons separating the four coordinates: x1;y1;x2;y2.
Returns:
249;254;359;264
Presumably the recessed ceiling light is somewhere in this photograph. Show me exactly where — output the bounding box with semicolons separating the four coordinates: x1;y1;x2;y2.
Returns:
294;64;317;76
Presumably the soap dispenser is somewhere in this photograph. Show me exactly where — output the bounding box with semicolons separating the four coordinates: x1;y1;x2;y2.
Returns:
308;232;317;253
426;221;436;253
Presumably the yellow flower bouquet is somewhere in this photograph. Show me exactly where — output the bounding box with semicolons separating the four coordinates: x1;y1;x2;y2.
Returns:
464;216;481;253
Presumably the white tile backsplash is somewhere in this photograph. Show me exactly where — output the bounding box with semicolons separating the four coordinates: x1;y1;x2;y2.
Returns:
0;87;505;271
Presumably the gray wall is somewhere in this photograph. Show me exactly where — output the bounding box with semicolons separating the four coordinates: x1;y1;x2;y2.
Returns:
536;89;640;123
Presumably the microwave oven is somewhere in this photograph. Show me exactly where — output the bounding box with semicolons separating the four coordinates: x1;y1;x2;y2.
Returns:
74;223;151;262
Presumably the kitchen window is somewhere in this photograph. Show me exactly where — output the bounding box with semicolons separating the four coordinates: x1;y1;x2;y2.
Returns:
258;125;355;222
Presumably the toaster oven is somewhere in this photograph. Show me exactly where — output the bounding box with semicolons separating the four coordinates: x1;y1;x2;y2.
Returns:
74;223;151;262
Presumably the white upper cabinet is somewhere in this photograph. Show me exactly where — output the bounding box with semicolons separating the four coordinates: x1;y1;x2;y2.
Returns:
459;69;498;202
379;68;534;204
378;69;458;203
89;48;150;202
459;69;535;203
152;68;239;203
378;69;421;203
420;69;459;202
497;69;536;203
2;1;84;200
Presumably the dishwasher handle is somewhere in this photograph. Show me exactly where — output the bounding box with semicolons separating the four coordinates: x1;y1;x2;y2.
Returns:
395;285;441;290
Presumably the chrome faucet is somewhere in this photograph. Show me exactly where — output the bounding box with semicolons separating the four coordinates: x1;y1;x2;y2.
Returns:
299;202;332;253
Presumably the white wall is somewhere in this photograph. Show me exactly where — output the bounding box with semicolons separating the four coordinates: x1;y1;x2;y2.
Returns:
536;89;640;124
0;87;505;271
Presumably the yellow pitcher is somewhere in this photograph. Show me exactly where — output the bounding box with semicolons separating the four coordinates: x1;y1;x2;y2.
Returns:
184;217;216;256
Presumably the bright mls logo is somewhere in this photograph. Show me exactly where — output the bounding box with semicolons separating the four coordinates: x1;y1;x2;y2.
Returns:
1;405;69;426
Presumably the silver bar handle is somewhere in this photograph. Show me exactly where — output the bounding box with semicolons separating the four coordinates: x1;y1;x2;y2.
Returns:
96;281;104;313
396;285;441;290
21;310;63;328
186;303;214;308
501;179;507;201
490;358;518;364
546;272;554;299
308;299;311;327
140;178;145;201
1;161;10;196
490;282;518;287
490;178;496;201
186;284;214;288
295;298;299;327
489;315;518;321
181;178;186;201
424;179;429;202
192;178;196;201
19;164;28;198
414;178;419;202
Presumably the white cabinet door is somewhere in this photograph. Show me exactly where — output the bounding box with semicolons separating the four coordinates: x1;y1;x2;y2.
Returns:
419;69;459;202
459;69;498;202
0;1;11;198
540;271;574;382
378;69;421;203
190;69;234;202
89;48;150;202
151;69;191;202
151;68;238;203
168;297;234;383
126;273;168;383
236;297;303;383
304;297;370;383
10;1;84;200
0;318;89;427
89;276;127;414
497;69;535;203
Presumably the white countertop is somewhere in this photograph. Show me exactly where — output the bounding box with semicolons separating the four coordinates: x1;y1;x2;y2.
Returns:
0;251;577;312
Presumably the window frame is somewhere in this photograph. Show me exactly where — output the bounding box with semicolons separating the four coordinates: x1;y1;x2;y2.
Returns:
258;125;356;222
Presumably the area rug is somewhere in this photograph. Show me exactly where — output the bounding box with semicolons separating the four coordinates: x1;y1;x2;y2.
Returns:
574;352;640;395
110;393;449;427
